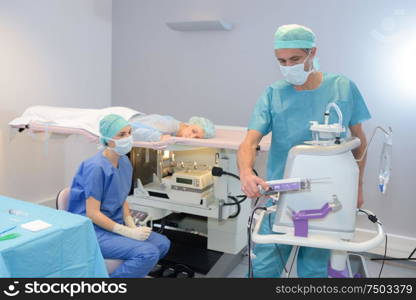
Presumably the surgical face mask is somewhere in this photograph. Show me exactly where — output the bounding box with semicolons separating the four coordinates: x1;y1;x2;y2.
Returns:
279;53;314;85
106;136;133;156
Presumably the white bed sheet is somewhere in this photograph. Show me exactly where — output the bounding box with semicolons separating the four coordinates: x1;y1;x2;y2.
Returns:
9;105;143;137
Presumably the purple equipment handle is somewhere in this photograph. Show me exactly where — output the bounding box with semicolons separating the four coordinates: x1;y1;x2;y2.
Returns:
291;203;332;237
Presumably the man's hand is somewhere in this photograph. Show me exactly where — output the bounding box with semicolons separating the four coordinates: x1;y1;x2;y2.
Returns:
240;171;269;198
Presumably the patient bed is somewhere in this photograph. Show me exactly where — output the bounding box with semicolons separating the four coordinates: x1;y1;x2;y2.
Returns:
9;105;271;151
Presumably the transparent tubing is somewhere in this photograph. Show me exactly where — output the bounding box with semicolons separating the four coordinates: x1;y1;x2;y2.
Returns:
356;126;392;162
355;126;393;193
324;102;343;128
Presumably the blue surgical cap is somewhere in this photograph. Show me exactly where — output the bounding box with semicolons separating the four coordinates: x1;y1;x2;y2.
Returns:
99;114;129;145
189;116;216;139
274;24;316;49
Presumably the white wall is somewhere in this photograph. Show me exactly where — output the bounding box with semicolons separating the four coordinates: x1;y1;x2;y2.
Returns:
112;0;416;243
0;0;112;202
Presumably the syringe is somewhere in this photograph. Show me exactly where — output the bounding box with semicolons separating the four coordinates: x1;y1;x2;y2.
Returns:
258;177;330;196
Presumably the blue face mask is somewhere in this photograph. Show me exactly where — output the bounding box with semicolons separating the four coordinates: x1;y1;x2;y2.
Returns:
279;52;314;85
106;136;133;156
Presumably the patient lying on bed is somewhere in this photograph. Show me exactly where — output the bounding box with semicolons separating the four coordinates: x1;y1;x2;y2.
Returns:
129;114;216;142
9;105;216;143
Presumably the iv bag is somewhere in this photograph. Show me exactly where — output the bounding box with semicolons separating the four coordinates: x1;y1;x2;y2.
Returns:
378;134;392;194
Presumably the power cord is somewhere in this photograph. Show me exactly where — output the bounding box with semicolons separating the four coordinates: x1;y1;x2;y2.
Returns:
358;209;387;278
288;246;299;278
268;213;289;275
248;207;267;278
247;207;289;278
222;195;248;218
225;196;241;218
378;235;388;278
222;195;247;206
211;166;259;180
211;166;240;180
212;167;255;218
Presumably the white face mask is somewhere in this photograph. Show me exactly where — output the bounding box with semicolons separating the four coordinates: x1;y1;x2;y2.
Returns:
105;136;133;156
279;53;314;86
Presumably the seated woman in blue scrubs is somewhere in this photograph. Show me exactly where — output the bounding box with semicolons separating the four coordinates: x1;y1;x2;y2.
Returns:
68;114;170;278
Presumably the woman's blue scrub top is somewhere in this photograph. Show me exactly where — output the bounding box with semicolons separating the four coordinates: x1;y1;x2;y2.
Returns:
68;151;133;237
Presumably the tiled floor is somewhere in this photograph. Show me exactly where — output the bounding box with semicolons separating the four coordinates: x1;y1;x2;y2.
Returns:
226;254;416;278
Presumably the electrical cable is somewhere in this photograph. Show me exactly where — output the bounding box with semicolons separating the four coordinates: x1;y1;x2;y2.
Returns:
227;196;241;218
222;171;240;180
269;213;288;275
222;195;247;206
248;207;267;278
358;209;387;277
358;209;381;225
288;246;299;278
378;235;388;278
212;166;259;181
212;167;261;216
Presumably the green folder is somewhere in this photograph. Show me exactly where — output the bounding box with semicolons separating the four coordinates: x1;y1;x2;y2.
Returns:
0;233;20;241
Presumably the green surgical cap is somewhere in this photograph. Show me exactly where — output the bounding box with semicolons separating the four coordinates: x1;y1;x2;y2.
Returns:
274;24;316;49
189;116;216;139
99;114;129;145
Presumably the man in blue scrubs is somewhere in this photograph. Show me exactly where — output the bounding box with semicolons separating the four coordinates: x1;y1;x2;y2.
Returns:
68;114;170;278
237;24;371;277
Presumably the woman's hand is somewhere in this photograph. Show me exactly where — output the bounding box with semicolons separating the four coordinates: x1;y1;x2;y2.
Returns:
113;224;152;241
124;215;136;228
